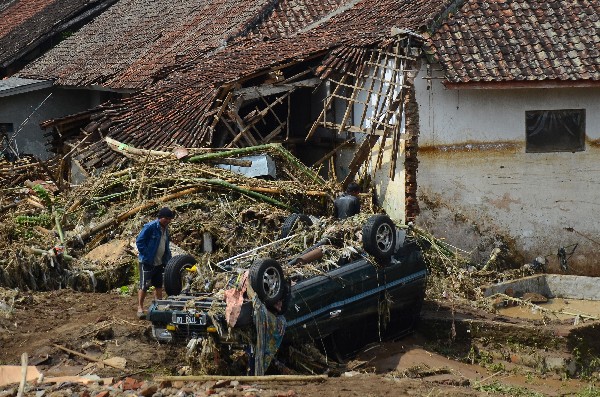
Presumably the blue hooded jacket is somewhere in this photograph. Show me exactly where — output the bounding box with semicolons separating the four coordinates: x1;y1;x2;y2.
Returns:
136;219;172;266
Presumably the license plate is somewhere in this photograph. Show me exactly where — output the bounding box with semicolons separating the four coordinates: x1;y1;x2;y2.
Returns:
173;312;207;325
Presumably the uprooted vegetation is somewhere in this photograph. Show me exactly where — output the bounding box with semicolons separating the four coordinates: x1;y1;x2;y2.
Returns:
0;144;343;292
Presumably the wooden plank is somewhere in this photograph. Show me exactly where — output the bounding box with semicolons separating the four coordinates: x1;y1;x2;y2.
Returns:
211;92;233;128
305;75;348;141
261;122;286;143
342;135;380;188
312;138;355;168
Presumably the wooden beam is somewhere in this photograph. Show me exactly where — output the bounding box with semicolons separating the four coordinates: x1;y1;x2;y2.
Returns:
306;75;348;141
312;137;355;168
342;135;380;188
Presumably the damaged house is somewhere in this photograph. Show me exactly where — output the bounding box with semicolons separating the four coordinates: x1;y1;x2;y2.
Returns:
418;0;600;274
0;0;119;159
4;0;600;274
14;0;450;221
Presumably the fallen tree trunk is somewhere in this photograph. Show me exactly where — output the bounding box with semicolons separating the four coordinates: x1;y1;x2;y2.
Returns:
154;374;327;382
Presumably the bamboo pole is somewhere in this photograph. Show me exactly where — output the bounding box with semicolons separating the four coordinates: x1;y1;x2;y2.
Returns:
105;137;172;158
155;374;327;382
187;144;275;162
29;247;73;261
77;186;202;241
53;344;125;370
193;178;296;212
16;353;27;397
187;143;325;185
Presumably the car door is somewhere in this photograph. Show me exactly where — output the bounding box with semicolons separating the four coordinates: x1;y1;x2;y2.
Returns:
284;257;384;341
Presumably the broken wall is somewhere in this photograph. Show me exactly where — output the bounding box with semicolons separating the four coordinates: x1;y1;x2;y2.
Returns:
323;44;419;224
415;61;600;275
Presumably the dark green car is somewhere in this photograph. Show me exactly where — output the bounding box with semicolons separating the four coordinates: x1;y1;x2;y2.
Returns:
148;214;428;361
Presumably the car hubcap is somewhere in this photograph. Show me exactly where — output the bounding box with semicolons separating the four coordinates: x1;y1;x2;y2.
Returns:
375;224;393;252
262;266;280;298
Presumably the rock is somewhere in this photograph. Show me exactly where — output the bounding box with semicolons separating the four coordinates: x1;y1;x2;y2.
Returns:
122;377;143;391
0;388;16;397
157;381;171;389
214;380;230;388
140;385;158;397
523;292;548;303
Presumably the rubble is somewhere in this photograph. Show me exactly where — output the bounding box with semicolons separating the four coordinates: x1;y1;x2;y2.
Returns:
1;141;600;395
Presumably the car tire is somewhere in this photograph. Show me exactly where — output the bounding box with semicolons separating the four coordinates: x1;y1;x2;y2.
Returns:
163;254;197;296
280;213;313;238
362;215;397;259
249;258;286;309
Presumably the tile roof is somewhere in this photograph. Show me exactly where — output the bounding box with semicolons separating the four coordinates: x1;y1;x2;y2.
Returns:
426;0;600;84
66;0;451;167
20;0;359;90
0;0;116;76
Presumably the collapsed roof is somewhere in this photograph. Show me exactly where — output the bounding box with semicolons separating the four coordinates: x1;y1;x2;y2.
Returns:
29;0;450;152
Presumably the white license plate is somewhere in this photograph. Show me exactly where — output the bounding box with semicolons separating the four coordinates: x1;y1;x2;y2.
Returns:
173;312;207;325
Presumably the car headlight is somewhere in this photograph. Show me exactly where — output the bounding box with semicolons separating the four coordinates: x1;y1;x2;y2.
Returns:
152;326;173;342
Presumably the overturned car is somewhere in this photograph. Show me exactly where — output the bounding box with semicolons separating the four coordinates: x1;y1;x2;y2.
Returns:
147;214;429;374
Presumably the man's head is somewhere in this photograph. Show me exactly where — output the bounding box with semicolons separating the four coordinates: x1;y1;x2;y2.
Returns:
157;207;174;227
346;182;360;196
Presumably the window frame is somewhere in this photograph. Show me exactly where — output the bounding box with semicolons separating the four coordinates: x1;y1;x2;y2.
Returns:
525;109;586;153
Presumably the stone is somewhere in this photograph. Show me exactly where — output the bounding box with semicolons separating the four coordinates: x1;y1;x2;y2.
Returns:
139;385;158;397
523;292;548;303
0;388;17;397
122;377;142;391
214;380;230;388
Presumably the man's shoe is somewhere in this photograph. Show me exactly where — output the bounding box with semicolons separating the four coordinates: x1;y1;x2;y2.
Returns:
137;310;146;320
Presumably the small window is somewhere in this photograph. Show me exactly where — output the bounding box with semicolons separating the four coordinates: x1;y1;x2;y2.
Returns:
525;109;585;153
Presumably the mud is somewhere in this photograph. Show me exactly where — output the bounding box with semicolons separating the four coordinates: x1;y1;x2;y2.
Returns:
0;289;596;396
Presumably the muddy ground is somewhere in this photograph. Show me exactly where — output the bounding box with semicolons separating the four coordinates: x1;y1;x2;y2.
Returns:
0;289;596;397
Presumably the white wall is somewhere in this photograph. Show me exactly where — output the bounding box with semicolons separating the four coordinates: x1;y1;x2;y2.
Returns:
333;58;408;223
413;62;600;274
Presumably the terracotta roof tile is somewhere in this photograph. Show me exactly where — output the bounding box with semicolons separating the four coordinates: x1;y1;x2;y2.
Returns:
0;0;116;76
61;0;453;163
428;0;600;84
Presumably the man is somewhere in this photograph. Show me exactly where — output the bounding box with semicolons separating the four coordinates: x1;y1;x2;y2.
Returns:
333;182;361;219
136;207;174;319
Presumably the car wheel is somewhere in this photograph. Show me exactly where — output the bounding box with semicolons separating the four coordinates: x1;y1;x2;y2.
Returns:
163;254;197;296
362;215;397;259
249;258;286;309
280;213;313;238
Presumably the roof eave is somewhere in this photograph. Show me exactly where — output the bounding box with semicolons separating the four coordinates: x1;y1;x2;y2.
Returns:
0;78;54;97
442;80;600;90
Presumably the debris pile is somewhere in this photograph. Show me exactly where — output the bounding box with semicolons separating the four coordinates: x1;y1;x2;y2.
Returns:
0;143;352;293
